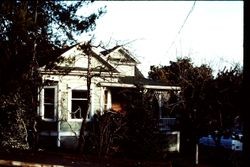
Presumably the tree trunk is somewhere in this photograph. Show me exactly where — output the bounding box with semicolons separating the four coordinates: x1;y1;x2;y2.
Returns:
77;46;92;153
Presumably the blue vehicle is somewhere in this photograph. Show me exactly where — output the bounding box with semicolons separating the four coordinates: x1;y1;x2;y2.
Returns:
199;134;243;151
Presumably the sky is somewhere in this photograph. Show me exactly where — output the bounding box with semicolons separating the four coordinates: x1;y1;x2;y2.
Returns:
76;1;243;77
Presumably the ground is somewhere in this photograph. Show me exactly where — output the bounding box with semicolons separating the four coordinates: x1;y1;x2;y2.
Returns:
0;146;243;167
0;150;171;167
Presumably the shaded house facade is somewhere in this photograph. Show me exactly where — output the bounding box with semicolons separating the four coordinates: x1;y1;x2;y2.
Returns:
38;43;181;149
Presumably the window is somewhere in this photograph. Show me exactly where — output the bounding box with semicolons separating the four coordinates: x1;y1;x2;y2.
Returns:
41;86;57;121
104;90;109;111
156;91;178;118
71;90;88;119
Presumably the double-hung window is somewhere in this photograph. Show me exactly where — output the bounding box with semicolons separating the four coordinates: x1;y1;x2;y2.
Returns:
41;86;57;121
70;90;88;120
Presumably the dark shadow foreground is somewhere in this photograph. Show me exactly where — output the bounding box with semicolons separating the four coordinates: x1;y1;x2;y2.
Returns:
0;150;172;167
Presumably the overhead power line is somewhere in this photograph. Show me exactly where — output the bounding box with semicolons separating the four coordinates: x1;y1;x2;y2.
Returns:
165;1;196;56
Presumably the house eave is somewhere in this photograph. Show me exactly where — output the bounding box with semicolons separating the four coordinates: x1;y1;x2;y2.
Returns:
143;85;181;90
98;82;136;88
98;82;181;90
39;69;120;77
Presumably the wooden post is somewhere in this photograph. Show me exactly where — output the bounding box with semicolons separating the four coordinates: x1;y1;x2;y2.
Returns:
195;143;199;165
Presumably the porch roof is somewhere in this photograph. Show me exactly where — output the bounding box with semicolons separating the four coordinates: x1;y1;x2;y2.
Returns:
98;77;181;90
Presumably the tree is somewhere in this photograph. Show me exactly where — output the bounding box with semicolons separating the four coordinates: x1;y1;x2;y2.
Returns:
84;87;169;159
209;66;243;134
122;88;170;159
148;57;243;164
0;0;105;151
149;58;213;153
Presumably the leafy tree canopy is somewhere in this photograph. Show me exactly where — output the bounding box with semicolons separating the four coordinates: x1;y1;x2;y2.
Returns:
0;0;105;151
0;0;105;93
148;57;243;140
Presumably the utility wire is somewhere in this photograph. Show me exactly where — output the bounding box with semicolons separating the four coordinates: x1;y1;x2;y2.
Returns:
165;1;196;56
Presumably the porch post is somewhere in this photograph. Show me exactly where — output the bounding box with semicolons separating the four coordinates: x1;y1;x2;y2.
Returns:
158;93;162;119
107;90;112;110
57;86;60;147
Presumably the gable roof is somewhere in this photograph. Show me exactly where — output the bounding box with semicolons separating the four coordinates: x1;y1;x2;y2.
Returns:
101;45;140;64
41;43;119;74
135;66;145;78
39;42;180;90
88;46;118;73
100;45;121;56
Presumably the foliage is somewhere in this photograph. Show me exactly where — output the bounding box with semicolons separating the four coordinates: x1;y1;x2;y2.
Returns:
0;0;105;89
210;65;243;132
123;89;169;160
0;0;104;151
84;111;127;157
85;88;169;160
148;57;243;152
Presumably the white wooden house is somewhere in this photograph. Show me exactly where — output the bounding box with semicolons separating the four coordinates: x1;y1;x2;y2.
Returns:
38;43;181;150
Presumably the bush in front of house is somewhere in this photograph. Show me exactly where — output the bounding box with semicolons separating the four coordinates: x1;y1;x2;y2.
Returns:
0;94;30;152
84;88;169;160
84;111;127;157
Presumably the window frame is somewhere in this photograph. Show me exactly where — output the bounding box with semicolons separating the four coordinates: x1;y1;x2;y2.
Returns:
155;91;173;119
40;85;57;122
68;89;89;121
